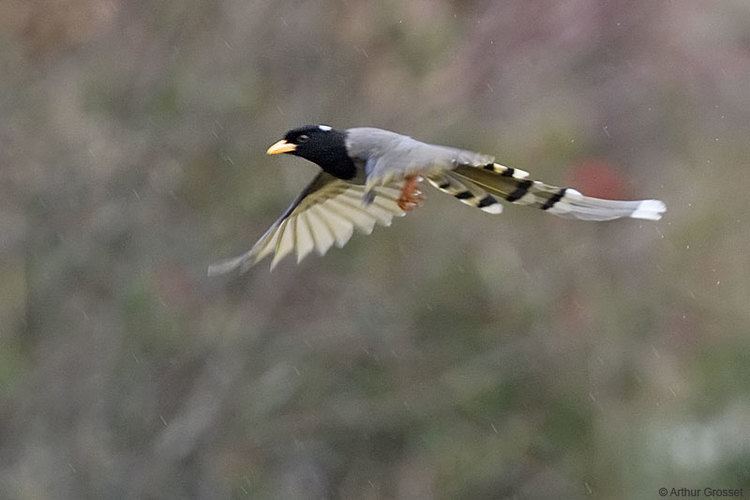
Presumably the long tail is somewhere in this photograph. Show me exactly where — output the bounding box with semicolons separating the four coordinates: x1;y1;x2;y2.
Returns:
430;163;665;221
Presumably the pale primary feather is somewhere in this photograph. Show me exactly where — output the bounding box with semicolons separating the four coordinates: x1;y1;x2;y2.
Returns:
207;172;405;274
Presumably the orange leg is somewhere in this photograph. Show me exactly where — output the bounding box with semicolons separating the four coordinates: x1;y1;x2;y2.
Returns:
398;175;425;211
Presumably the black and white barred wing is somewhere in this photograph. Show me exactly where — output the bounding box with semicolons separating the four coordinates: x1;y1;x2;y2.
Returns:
208;172;405;274
436;162;666;221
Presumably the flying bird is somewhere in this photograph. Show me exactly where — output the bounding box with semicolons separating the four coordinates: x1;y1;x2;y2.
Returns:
209;125;666;274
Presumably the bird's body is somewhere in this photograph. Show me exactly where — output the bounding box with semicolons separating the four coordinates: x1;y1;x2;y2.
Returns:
346;127;495;185
209;125;666;274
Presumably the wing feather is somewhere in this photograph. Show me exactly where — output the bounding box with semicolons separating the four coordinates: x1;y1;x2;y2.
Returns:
295;213;316;263
270;219;295;270
307;205;337;254
317;203;355;248
329;196;390;227
324;197;378;234
208;172;406;274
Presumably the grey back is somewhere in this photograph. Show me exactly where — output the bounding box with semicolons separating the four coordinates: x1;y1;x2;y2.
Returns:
345;127;494;184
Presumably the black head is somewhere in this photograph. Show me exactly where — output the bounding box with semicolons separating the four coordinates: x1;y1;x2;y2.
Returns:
266;125;357;180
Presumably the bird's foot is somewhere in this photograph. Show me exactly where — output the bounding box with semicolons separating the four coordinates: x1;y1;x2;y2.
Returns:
398;175;425;211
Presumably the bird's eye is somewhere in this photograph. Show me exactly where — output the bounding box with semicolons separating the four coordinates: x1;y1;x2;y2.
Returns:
298;135;309;143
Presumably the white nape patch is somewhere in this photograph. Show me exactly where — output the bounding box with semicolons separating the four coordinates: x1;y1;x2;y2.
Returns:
630;199;667;221
565;188;583;200
318;125;332;131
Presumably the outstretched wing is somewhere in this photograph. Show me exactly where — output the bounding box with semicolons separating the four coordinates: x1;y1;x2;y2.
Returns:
208;173;405;274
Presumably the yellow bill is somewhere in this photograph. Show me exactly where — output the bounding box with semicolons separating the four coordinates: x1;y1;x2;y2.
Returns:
266;140;297;155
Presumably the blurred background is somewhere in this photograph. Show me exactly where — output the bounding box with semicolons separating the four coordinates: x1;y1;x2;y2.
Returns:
1;1;749;498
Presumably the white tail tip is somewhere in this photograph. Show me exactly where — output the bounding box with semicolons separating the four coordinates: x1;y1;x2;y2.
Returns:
630;199;667;221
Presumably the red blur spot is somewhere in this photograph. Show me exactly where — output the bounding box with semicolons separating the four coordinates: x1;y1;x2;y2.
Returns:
566;159;631;199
